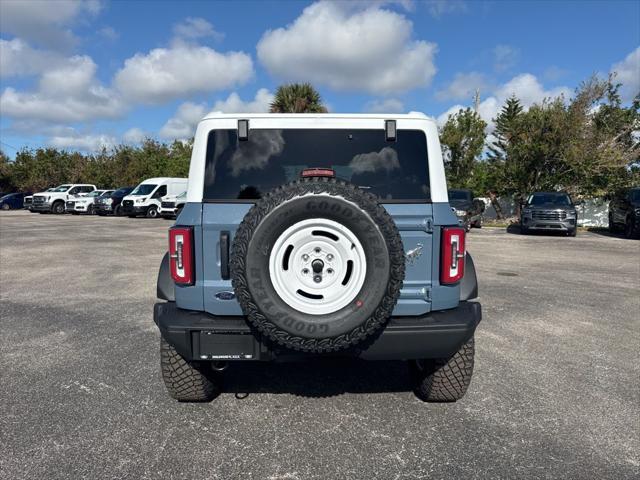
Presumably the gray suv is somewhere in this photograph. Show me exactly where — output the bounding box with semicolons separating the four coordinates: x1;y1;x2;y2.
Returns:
521;192;577;236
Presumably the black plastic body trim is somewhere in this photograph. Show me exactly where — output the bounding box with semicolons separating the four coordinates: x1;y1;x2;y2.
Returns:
220;231;230;280
157;252;175;301
154;301;481;362
460;252;479;301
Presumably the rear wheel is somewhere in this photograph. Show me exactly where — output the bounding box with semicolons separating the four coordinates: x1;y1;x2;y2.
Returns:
87;205;95;215
410;337;475;402
114;205;121;216
160;337;221;402
1;204;10;210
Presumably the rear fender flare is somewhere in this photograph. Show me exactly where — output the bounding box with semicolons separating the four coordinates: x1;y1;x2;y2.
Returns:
157;252;175;301
460;252;478;301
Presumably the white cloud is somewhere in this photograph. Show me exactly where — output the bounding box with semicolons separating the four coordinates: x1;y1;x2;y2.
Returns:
49;132;116;152
257;2;437;95
0;55;125;123
0;0;102;50
493;44;520;73
363;98;405;113
424;0;468;18
159;90;274;140
122;127;147;144
611;46;640;103
159;102;208;140
114;44;253;104
0;38;64;77
173;17;223;42
436;73;571;131
211;88;274;113
494;73;570;108
436;72;489;101
97;26;119;42
436;104;465;126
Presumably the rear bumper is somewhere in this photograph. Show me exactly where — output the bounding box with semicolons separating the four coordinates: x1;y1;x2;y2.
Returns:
154;301;482;361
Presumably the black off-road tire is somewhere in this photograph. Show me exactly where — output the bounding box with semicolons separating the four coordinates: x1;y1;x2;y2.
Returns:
52;201;65;214
160;337;220;402
231;177;405;354
410;337;475;402
625;213;640;239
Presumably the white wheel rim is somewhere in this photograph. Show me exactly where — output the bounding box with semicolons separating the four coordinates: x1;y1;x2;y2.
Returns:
269;218;367;315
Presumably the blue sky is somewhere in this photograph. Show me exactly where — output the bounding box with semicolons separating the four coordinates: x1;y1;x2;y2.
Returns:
0;0;638;156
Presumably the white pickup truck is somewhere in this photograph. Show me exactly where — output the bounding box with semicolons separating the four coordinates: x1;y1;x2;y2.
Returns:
31;184;96;214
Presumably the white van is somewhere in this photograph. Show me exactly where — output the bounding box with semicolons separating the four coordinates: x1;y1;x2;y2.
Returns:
121;177;188;218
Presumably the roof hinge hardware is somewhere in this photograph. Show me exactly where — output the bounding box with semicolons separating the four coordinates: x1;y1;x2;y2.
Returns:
385;119;397;142
238;119;249;141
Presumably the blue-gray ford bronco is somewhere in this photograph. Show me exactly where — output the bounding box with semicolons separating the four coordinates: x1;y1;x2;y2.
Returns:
154;113;482;402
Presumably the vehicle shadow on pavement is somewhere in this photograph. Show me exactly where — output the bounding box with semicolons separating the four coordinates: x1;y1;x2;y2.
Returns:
221;358;413;398
506;224;574;237
586;228;636;240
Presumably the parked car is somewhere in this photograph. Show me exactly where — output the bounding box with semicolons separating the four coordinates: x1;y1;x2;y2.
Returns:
121;177;187;218
95;186;134;216
608;186;640;239
66;189;114;214
520;191;577;236
448;189;484;231
0;192;32;210
153;112;481;403
159;191;187;219
31;184;96;214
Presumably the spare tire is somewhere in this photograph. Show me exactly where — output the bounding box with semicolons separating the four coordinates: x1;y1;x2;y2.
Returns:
230;177;405;353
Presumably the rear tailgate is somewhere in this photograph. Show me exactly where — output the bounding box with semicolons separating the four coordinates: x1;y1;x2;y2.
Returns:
201;202;433;317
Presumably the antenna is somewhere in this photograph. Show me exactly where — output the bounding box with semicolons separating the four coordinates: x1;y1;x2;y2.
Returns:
473;89;480;112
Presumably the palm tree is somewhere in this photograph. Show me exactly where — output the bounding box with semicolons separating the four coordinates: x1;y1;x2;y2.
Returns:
269;83;328;113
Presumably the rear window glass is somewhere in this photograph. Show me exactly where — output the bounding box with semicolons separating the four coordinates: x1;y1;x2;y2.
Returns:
203;129;430;201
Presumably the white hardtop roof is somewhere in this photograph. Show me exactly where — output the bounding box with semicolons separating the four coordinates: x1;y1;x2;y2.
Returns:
138;177;187;184
201;111;435;123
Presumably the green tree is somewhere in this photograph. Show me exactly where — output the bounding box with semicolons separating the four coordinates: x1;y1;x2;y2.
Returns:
270;83;328;113
439;107;487;188
486;74;639;217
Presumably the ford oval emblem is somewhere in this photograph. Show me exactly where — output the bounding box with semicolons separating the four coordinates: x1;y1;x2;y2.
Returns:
215;291;236;301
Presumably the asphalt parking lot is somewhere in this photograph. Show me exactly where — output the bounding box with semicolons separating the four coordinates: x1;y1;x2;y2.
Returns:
1;210;639;479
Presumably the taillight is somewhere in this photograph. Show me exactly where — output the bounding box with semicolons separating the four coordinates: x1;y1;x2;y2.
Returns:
169;226;194;285
441;227;465;284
